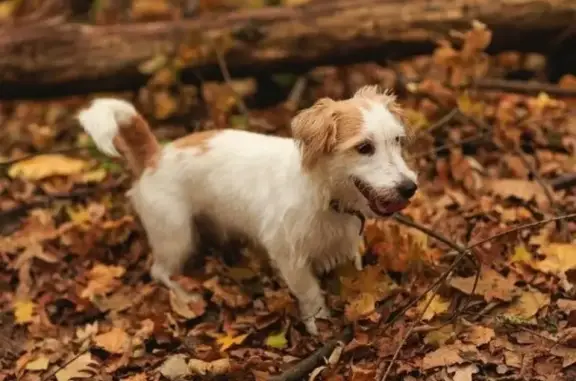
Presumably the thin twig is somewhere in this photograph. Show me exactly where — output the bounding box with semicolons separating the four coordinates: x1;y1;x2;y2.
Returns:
214;47;250;124
285;76;308;112
472;78;576;98
269;326;353;381
40;349;90;381
426;108;459;133
380;281;443;381
409;133;488;160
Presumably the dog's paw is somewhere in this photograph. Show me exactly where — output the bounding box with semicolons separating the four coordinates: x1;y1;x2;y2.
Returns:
302;304;331;335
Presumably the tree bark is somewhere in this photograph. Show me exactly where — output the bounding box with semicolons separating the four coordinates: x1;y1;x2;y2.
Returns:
0;0;575;98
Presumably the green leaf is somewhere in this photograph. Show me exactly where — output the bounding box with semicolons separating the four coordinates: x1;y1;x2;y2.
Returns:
265;327;288;349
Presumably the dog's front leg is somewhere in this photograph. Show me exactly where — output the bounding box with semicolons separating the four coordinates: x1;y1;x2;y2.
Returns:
275;256;330;335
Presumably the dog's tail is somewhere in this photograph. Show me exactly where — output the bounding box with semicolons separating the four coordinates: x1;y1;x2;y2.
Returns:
77;98;160;177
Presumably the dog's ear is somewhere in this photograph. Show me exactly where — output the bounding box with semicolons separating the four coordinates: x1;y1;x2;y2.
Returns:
291;98;338;169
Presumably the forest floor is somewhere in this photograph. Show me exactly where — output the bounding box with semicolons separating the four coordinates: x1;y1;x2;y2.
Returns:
1;10;576;381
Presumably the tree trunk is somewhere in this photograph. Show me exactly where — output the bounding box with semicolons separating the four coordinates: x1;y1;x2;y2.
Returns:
0;0;575;98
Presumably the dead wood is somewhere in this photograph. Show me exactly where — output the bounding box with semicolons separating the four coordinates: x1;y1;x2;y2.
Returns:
1;0;576;98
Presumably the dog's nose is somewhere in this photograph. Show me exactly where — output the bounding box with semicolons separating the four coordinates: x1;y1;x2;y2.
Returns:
397;180;417;199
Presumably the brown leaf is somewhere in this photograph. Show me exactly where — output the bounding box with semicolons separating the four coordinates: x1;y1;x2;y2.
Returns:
422;344;476;370
94;327;130;354
449;266;517;302
487;178;551;209
188;358;231;376
502;289;550;320
169;291;206;319
55;353;97;381
449;364;479;381
344;293;376;322
461;325;495;346
203;277;251;308
158;354;191;380
80;264;125;300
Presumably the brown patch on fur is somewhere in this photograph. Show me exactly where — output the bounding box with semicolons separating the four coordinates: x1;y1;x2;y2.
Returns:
113;114;161;177
291;98;366;169
172;130;220;155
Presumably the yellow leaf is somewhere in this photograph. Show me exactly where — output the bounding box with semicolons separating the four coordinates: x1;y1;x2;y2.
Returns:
533;244;576;275
14;300;36;324
424;324;455;347
457;91;484;118
8;154;88;181
344;292;376;322
0;0;22;21
417;293;450;322
94;327;130;354
55;353;96;381
25;356;50;371
265;327;288;349
502;289;550;320
216;333;249;351
511;244;531;263
80;168;107;183
403;108;430;130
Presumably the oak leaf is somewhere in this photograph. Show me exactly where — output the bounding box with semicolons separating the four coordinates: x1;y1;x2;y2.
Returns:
8;154;88;181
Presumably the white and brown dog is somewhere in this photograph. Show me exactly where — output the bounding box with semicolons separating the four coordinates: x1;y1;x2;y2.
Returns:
77;85;418;334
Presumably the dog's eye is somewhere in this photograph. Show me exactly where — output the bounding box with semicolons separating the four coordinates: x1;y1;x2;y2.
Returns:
355;141;375;155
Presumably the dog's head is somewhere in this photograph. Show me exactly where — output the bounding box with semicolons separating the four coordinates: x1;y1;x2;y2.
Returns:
291;85;418;217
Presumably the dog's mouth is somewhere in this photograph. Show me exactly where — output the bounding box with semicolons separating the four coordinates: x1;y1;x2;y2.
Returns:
352;177;410;217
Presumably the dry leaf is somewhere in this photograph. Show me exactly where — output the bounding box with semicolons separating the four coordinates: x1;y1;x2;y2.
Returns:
449;266;516;302
80;264;126;300
55;353;97;381
461;325;495;346
8;154;88;181
25;356;50;371
344;292;376;322
416;293;450;322
188;358;231;376
94;327;130;354
511;244;531;263
216;333;249;351
551;346;576;368
424;324;455;347
503;289;550;319
533;244;576;276
203;277;251;308
169;291;206;319
487;179;550;209
449;364;479;381
13;300;36;324
422;344;467;370
158;354;191;380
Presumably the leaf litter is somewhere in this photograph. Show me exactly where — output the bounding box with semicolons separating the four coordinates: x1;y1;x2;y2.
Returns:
0;13;575;381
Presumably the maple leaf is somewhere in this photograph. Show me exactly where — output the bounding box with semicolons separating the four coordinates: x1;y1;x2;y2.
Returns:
80;263;126;300
344;292;376;322
502;288;550;320
8;154;88;180
511;244;532;263
415;292;450;322
94;327;130;354
216;332;249;351
449;266;517;302
532;244;576;277
461;325;495;346
421;343;478;370
13;300;36;324
55;353;97;381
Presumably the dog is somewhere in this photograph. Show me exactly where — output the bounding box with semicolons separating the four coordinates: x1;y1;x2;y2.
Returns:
76;85;418;334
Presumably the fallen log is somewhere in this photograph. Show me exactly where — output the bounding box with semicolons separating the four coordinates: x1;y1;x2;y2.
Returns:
1;0;576;98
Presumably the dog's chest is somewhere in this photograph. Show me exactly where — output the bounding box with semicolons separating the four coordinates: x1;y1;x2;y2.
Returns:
306;213;361;257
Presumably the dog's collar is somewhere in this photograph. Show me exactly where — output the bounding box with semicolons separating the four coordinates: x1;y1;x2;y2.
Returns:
329;200;366;235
